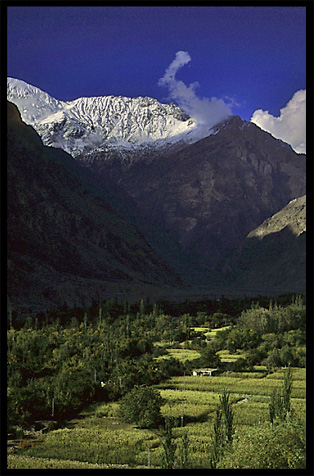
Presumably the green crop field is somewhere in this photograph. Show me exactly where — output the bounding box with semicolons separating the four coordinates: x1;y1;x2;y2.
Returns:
206;326;231;338
7;455;133;470
14;424;162;468
156;372;306;399
7;297;306;469
218;349;246;361
155;348;201;362
10;366;305;470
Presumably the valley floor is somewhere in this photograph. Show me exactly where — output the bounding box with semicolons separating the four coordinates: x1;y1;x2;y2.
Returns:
7;366;306;470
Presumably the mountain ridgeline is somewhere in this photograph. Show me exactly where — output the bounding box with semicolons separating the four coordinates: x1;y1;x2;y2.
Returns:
7;78;306;312
92;115;305;265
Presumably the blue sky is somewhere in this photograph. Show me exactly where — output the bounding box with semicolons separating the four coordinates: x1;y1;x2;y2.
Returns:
7;6;306;125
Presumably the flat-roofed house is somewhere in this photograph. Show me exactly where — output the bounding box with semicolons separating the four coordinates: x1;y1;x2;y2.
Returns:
192;368;218;376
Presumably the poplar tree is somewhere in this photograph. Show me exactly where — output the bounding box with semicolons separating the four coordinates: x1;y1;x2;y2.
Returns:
161;417;177;469
210;389;234;468
269;366;293;424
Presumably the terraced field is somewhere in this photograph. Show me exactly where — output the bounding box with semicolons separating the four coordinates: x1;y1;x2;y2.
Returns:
8;367;306;469
157;371;306;399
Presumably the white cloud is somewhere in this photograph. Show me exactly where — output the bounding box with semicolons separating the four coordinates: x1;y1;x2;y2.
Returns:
251;90;306;154
158;51;232;129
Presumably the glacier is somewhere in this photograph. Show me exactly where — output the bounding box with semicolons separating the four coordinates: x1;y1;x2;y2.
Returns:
7;77;216;159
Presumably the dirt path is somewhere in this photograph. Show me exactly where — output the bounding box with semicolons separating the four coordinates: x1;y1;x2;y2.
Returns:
233;393;270;405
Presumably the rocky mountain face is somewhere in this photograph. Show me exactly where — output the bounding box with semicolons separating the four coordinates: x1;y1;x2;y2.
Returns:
7;102;182;314
87;115;305;271
210;196;306;294
247;195;306;239
7;78;306;300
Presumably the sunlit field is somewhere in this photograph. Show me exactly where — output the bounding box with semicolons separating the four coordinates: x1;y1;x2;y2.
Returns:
9;367;305;469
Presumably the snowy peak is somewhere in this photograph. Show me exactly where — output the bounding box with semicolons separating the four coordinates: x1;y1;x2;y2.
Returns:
7;77;212;157
7;78;63;122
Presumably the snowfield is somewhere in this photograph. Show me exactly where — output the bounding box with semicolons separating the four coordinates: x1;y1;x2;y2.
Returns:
7;77;215;158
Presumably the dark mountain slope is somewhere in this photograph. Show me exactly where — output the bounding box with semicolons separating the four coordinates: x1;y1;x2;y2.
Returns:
7;102;181;313
210;196;306;295
91;115;305;269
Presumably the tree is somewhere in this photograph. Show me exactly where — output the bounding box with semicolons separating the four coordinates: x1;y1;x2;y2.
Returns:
161;417;177;469
210;389;234;468
200;347;221;368
177;432;190;469
281;366;293;416
219;389;234;444
227;358;248;372
263;348;281;370
118;386;163;428
218;419;306;469
279;345;297;367
269;366;293;424
139;298;146;318
210;408;224;468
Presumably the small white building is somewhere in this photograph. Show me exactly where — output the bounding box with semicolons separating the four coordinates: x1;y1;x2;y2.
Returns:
192;368;218;376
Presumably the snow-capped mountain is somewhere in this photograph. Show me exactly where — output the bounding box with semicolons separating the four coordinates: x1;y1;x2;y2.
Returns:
7;80;306;300
7;77;214;158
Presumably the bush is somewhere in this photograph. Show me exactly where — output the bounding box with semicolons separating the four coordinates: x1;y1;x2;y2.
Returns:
227;358;248;372
118;386;164;428
218;419;306;469
199;348;221;368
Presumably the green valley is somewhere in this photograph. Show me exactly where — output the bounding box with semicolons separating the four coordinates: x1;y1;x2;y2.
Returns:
7;294;306;469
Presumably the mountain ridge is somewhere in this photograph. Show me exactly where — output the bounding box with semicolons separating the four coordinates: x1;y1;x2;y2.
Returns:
7;77;215;158
7;78;306;301
248;195;306;239
210;195;306;295
98;113;305;267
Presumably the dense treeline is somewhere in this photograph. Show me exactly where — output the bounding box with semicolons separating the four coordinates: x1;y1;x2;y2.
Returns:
7;294;306;432
8;292;303;329
201;296;306;370
7;299;188;429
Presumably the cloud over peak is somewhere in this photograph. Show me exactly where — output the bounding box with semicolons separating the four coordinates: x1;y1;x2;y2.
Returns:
251;90;306;154
158;51;232;129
